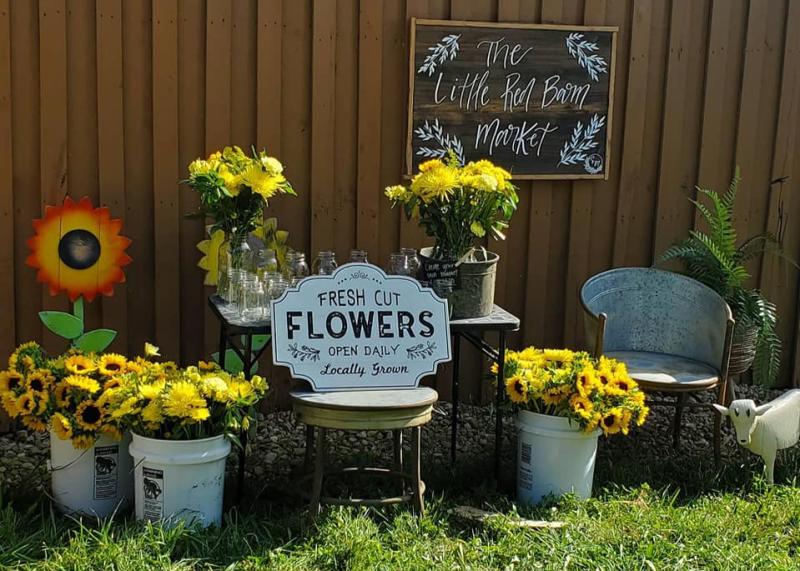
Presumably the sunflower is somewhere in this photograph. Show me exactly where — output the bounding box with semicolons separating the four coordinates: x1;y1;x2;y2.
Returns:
21;416;48;432
1;392;20;417
16;392;36;415
600;408;625;435
65;355;97;375
163;381;207;419
595;366;614;388
100;424;123;440
102;377;123;391
542;348;574;366
575;366;598;397
570;394;594;419
0;370;23;393
72;434;96;449
26;196;132;302
75;401;104;431
541;385;569;406
98;354;127;377
65;374;101;394
8;342;42;372
636;405;650;426
51;413;73;440
25;370;52;394
505;375;528;404
198;360;218;372
606;374;637;396
53;382;71;407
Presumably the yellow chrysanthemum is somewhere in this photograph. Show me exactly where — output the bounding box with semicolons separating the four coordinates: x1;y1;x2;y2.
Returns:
250;374;267;393
75;401;104;431
258;154;284;176
22;416;48;432
51;413;73;440
188;406;211;421
141;400;164;423
65;355;96;375
226;380;255;401
240;164;286;200
410;163;459;203
139;380;166;400
418;159;444;172
65;374;101;394
201;375;229;401
111;396;140;419
599;408;625;435
505;375;528;404
188;158;214;176
98;354;127;377
384;185;410;202
72;434;96;449
16;392;36;416
144;343;161;358
218;164;241;196
0;369;24;393
163;381;207;418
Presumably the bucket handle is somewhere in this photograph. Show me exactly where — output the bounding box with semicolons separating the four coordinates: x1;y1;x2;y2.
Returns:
48;447;92;473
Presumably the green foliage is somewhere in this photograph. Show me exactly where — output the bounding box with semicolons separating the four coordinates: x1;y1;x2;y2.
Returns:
38;312;83;341
72;330;117;353
659;167;791;385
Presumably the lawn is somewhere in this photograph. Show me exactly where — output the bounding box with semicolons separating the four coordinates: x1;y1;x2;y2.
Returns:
2;445;799;570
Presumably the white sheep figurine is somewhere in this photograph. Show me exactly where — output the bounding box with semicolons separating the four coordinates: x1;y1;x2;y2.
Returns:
713;389;800;483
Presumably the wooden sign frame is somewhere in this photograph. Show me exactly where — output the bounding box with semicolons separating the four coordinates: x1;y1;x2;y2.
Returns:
406;19;618;180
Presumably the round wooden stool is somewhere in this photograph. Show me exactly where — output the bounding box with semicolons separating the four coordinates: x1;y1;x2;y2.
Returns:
290;387;438;515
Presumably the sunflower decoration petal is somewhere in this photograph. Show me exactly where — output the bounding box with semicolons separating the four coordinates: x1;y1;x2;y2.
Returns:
26;196;132;302
260;217;291;271
197;228;226;286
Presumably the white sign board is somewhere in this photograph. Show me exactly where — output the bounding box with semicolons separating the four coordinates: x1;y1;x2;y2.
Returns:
271;263;451;391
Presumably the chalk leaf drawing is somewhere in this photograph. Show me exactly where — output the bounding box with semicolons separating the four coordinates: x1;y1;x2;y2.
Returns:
417;34;461;76
565;33;608;82
407;341;438;360
287;343;320;363
414;119;466;165
558;114;606;170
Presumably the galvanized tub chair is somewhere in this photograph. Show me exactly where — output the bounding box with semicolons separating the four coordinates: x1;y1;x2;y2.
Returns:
580;267;735;464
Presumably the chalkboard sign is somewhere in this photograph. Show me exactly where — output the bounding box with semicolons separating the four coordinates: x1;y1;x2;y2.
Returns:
406;20;618;179
271;264;451;391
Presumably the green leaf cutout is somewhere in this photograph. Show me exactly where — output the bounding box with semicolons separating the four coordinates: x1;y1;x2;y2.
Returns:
74;329;117;353
39;311;84;340
212;348;260;376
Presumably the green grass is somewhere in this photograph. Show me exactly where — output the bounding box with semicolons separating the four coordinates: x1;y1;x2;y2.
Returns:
2;449;800;570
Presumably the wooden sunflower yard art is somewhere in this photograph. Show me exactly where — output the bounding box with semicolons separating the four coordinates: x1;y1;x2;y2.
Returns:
26;196;132;352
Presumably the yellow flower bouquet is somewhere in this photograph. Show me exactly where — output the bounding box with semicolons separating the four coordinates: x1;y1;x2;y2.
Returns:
185;145;296;238
106;360;267;443
498;347;649;436
385;154;519;260
0;342;132;449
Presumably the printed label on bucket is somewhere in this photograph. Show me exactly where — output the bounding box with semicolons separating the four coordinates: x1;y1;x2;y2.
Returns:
93;445;119;500
521;443;532;466
142;467;164;522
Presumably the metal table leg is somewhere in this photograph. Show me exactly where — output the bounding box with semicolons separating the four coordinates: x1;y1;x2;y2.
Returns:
494;331;507;481
450;334;461;464
238;334;254;497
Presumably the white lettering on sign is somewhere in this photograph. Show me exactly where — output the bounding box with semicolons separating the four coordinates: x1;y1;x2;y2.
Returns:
271;264;451;391
474;118;559;157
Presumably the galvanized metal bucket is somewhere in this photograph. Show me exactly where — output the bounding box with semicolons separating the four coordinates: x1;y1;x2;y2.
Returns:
419;247;499;319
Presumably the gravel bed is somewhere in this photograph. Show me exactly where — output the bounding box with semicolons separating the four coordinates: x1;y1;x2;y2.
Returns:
0;384;787;495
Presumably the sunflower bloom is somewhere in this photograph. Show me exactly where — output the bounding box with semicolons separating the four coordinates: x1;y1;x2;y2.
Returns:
1;392;20;417
65;355;96;375
75;401;104;431
98;354;127;377
100;424;123;440
51;413;73;440
22;416;48;432
16;392;36;415
72;434;96;449
600;408;625;435
569;394;594;419
505;375;528;404
26;370;52;394
0;370;24;392
65;374;101;394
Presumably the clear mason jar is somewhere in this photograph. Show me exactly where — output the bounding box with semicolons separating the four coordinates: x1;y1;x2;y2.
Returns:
237;273;259;320
314;251;338;275
349;249;369;264
290;252;310;280
255;248;279;277
218;230;253;301
388;253;413;276
400;247;421;279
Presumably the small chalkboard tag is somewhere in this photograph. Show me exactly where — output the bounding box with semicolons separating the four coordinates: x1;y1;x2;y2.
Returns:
407;19;617;179
93;444;119;500
271;263;452;391
142;467;164;522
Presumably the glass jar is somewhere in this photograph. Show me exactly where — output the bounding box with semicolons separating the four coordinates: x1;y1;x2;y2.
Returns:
400;247;421;279
388;253;413;276
314;251;338;275
268;274;289;301
349;249;369;264
255;248;278;277
218;230;253;301
242;276;266;322
289;252;310;280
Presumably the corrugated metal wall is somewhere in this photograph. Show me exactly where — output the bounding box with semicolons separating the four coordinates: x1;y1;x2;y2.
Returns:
1;0;800;407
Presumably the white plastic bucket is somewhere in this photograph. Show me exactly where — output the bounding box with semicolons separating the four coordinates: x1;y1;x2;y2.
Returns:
129;433;231;528
516;410;600;505
49;430;134;517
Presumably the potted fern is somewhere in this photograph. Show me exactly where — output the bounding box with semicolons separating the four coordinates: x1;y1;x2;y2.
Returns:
659;167;793;386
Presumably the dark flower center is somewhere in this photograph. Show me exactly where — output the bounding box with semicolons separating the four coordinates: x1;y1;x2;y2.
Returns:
8;377;20;390
105;363;121;371
30;378;44;392
603;416;616;427
514;381;524;395
58;229;101;270
81;405;102;424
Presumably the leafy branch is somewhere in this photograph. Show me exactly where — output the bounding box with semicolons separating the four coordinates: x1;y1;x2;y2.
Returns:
407;342;437;360
565;33;608;82
558;114;605;168
287;343;320;363
414;119;465;165
417;34;461;76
